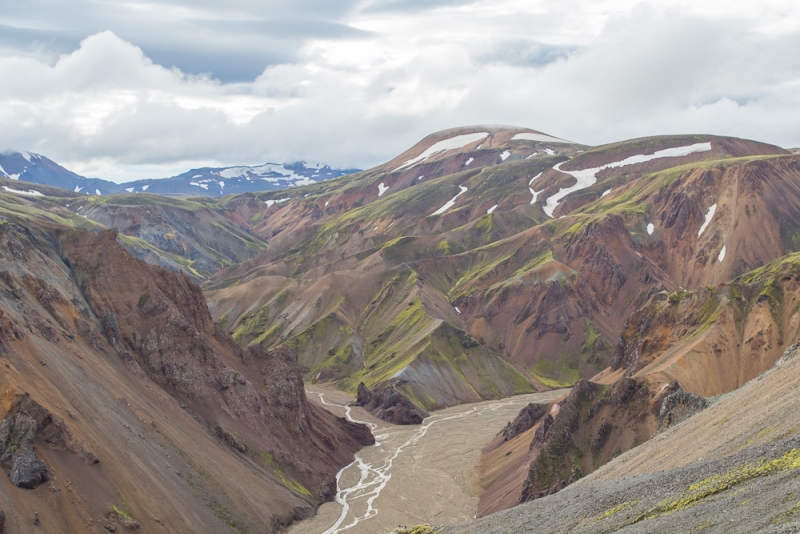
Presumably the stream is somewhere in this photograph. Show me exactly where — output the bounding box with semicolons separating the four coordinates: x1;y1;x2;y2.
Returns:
289;388;565;534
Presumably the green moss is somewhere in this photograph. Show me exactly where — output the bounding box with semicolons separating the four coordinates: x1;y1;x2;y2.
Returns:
260;452;314;498
634;448;800;523
594;499;641;522
106;493;134;520
392;526;442;534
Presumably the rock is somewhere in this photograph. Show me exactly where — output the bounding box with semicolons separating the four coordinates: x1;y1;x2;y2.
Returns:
355;382;429;425
0;413;50;489
502;403;548;441
33;511;40;526
102;310;121;345
657;386;708;433
0;510;5;533
9;448;51;489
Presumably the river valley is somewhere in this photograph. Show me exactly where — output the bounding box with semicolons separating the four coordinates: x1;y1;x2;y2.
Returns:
290;387;566;534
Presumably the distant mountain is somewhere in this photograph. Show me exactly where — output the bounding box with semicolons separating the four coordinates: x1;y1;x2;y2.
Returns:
0;151;125;195
121;162;361;197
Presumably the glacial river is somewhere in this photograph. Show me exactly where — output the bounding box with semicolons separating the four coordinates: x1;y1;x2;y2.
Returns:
289;387;565;534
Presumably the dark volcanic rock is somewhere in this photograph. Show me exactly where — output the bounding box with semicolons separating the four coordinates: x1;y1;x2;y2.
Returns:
657;385;708;433
0;412;50;489
355;382;429;425
0;510;5;532
502;403;548;442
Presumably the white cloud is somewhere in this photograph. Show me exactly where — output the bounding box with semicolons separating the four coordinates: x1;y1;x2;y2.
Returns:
0;1;799;182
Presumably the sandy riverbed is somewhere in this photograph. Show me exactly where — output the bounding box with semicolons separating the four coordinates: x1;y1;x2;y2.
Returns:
290;386;565;534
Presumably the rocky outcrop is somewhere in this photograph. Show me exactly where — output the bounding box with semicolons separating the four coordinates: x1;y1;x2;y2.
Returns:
0;392;98;489
0;510;5;533
656;386;708;433
0;410;49;489
520;378;672;502
356;382;429;425
502;403;548;442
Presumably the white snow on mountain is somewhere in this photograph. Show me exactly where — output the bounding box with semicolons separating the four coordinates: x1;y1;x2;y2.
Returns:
432;185;468;215
511;132;570;144
395;132;489;171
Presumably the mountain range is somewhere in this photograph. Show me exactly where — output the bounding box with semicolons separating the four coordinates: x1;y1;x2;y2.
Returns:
2;124;800;532
0;152;358;197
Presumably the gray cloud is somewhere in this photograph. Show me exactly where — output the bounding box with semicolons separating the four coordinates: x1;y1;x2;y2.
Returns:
1;1;800;181
476;40;576;68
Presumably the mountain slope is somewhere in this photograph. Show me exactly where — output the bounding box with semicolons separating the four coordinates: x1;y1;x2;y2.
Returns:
122;162;360;197
0;221;371;533
0;152;125;195
205;127;792;408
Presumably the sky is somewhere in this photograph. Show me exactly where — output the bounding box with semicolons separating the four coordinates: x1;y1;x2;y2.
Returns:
1;0;799;182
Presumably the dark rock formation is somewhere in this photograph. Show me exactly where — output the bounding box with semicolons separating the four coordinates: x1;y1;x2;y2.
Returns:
0;412;50;489
502;403;548;442
356;382;429;425
0;510;5;532
656;385;708;433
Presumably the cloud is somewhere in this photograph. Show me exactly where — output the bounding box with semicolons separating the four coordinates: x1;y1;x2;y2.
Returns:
476;40;575;68
1;1;800;182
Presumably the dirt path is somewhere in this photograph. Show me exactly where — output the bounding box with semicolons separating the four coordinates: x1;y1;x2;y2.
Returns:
291;387;565;534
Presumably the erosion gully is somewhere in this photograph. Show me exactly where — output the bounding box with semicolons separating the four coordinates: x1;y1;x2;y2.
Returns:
289;386;565;534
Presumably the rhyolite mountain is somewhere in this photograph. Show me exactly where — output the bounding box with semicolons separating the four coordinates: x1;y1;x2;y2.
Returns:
3;123;800;532
0;214;372;532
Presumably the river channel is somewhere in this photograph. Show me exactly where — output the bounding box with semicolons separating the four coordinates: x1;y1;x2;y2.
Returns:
289;387;565;534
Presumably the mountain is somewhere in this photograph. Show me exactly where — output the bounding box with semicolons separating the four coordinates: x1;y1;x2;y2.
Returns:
204;126;790;410
0;151;125;195
0;219;371;532
121;162;360;197
0;151;359;198
2;123;800;532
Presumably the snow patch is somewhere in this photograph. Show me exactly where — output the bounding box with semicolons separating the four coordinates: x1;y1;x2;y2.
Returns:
325;201;329;206
530;188;541;204
511;132;569;144
95;189;101;195
142;185;149;191
718;245;726;262
7;174;20;181
500;150;511;161
464;157;474;166
454;307;461;314
190;182;209;190
394;132;489;171
487;205;498;214
529;172;542;186
602;189;612;197
526;153;538;159
544;148;555;155
698;204;717;237
74;186;82;192
3;186;43;196
378;183;389;197
432;185;468;216
125;187;134;193
544;143;713;218
647;223;655;235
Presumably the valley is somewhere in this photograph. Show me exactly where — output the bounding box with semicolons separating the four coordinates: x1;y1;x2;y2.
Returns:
291;387;565;534
2;123;800;533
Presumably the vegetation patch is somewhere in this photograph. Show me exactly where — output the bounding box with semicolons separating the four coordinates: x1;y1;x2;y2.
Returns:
633;448;800;524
